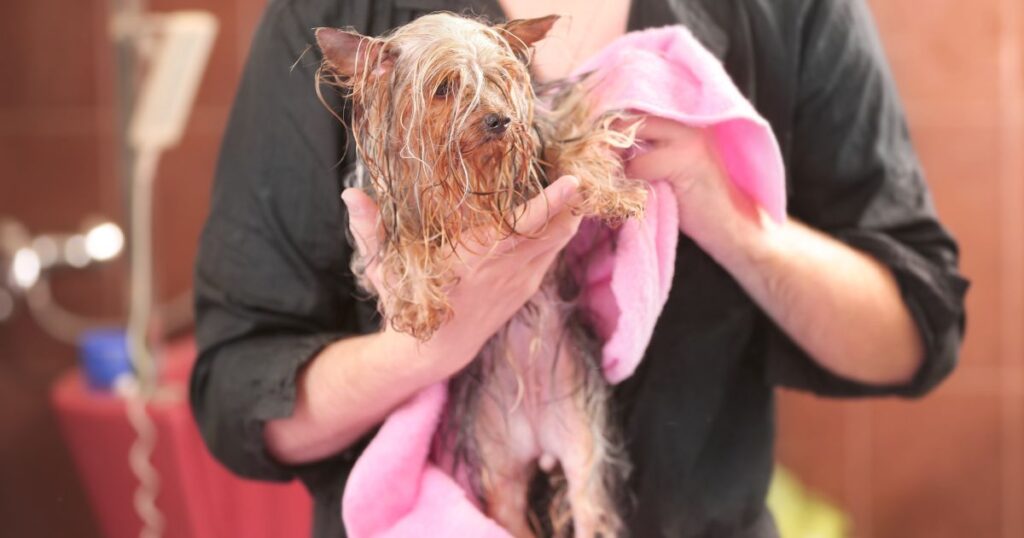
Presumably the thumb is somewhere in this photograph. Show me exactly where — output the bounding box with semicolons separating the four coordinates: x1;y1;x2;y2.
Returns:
341;188;381;258
513;175;581;236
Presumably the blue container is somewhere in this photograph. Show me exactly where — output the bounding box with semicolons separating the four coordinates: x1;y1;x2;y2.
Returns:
78;329;134;391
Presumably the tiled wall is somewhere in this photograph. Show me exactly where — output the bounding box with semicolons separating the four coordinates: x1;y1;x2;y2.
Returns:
2;3;123;537
0;1;1019;537
776;0;1024;537
0;0;263;536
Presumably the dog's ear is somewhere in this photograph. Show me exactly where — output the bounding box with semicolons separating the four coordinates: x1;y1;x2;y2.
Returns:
315;27;394;78
500;15;559;55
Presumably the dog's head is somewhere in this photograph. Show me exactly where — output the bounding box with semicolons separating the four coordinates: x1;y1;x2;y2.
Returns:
316;13;558;243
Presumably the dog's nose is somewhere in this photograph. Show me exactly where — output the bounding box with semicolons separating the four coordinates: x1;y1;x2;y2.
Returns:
483;113;511;134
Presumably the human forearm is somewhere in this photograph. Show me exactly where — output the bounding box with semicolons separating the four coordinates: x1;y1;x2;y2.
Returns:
702;207;924;386
263;327;476;464
626;120;925;386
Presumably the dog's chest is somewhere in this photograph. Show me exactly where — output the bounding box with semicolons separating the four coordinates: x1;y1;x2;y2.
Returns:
482;282;579;418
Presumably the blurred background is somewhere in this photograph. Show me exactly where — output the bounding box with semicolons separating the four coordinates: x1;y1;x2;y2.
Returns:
0;0;1019;537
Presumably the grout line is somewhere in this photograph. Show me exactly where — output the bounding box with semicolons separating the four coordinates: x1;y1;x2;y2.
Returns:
942;367;1024;396
998;0;1024;534
0;106;232;138
845;404;873;537
235;0;246;65
236;0;264;70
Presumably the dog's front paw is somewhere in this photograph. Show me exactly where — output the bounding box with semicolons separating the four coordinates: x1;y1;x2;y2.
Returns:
577;178;648;227
384;284;453;341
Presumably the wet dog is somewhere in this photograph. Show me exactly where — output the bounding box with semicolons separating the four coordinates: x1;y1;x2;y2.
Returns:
315;12;646;537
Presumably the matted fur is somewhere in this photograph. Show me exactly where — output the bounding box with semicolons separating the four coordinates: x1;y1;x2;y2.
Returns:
315;12;646;537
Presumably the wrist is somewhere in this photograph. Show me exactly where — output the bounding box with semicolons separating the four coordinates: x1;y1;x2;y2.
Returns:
695;200;787;275
375;320;482;382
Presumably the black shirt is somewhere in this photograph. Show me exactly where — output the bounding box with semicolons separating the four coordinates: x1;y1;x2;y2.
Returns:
190;1;969;536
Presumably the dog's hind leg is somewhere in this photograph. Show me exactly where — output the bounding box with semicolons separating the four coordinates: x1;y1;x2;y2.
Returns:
537;324;625;538
476;413;538;538
483;459;537;538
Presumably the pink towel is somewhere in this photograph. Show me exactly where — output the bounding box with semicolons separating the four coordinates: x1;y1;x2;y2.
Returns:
341;25;787;537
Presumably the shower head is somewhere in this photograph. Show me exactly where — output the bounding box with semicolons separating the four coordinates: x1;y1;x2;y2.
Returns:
129;11;217;152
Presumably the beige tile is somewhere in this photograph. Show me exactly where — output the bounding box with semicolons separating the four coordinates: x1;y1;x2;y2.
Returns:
152;133;218;299
869;0;1002;105
912;125;1001;367
867;393;1003;538
0;1;105;109
776;391;868;516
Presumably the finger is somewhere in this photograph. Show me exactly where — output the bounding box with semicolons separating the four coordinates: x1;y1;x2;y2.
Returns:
609;115;645;135
624;147;681;183
634;116;702;146
607;116;648;160
513;175;581;235
521;226;573;279
509;210;583;259
481;175;579;254
537;209;583;246
341;188;381;258
459;176;579;257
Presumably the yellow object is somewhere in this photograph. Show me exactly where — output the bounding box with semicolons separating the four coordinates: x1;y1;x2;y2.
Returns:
767;467;849;538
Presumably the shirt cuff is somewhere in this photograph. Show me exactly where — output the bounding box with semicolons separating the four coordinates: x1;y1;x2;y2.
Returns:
763;229;968;398
190;331;362;481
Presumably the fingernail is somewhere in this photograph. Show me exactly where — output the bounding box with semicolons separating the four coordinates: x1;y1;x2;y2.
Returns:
341;190;363;216
562;175;580;193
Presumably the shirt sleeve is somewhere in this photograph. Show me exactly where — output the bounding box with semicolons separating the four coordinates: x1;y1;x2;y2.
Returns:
762;0;969;398
189;0;367;480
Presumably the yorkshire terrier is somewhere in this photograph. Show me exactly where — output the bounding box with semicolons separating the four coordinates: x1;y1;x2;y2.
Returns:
315;12;647;537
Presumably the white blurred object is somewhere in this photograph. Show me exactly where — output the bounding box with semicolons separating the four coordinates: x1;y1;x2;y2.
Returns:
126;11;217;395
0;217;127;350
85;223;125;262
0;217;126;339
11;248;41;289
0;218;126;292
64;235;91;268
32;236;61;268
129;12;218;151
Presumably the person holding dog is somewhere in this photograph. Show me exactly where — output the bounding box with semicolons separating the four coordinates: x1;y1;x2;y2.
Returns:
191;1;968;536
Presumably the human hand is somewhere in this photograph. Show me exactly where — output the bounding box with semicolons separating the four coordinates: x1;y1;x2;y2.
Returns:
624;117;771;262
342;175;582;375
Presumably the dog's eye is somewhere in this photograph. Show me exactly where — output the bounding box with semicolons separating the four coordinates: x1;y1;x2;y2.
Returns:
434;80;452;99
